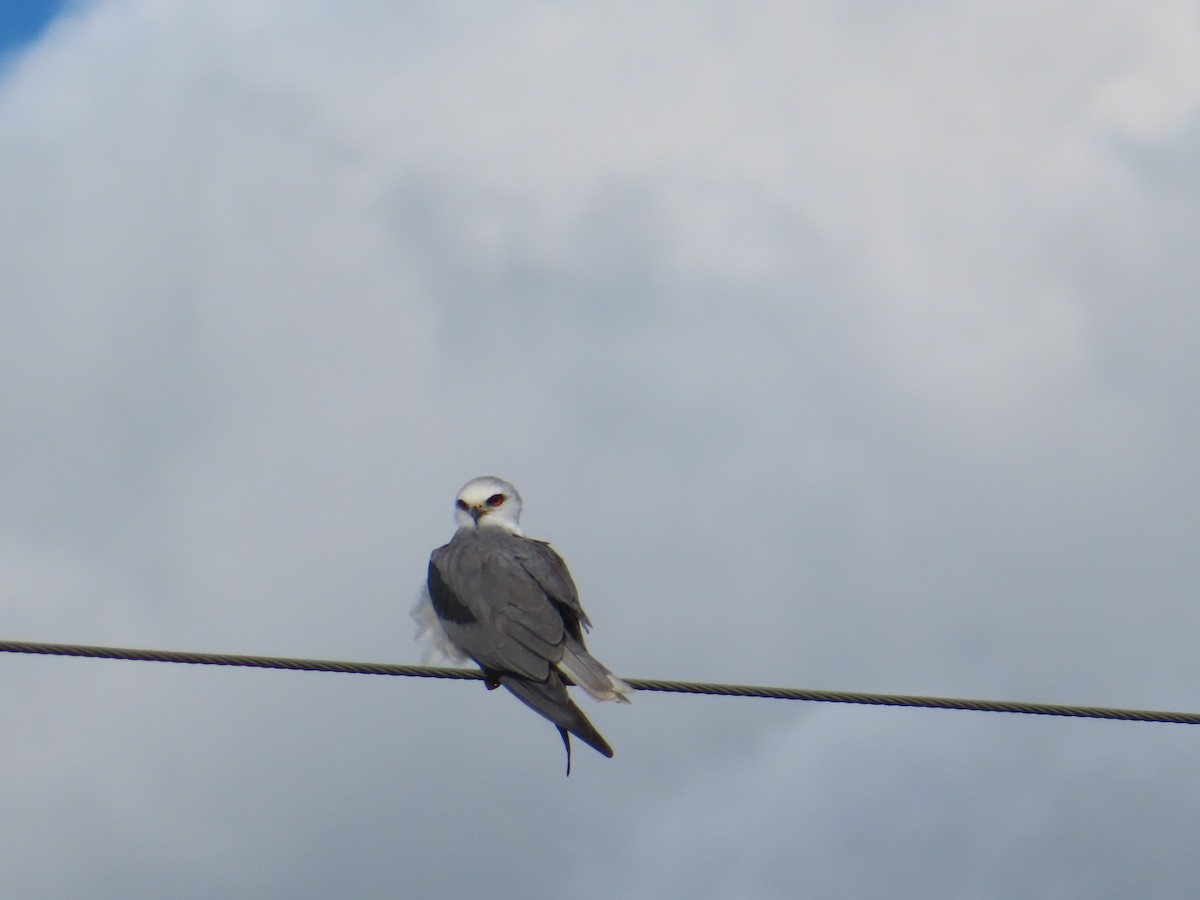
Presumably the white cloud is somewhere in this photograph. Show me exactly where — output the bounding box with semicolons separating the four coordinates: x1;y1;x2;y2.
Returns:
3;1;1200;896
1086;1;1200;142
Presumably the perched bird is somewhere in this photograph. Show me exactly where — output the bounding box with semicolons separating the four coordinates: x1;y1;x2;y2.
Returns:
415;476;630;773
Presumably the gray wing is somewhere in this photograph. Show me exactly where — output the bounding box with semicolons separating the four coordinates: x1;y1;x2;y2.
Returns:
427;533;569;680
426;530;617;764
508;538;593;634
499;671;614;766
509;538;632;703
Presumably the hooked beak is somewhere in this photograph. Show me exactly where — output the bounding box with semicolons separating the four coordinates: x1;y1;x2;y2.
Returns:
469;506;484;524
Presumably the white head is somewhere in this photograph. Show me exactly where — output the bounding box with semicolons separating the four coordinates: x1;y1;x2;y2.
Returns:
453;476;524;534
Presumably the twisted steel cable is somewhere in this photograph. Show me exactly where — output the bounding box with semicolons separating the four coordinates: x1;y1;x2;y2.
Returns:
2;639;1198;725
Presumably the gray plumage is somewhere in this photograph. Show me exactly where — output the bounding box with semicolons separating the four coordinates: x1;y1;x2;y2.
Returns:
421;476;630;773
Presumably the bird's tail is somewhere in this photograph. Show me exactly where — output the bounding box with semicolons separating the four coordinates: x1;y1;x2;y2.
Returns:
558;637;633;703
499;671;614;774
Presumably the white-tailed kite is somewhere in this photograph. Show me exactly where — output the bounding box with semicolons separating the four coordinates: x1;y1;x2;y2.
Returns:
415;476;630;773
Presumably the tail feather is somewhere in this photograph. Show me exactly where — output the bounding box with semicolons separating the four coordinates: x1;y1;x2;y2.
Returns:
558;638;633;704
499;671;614;766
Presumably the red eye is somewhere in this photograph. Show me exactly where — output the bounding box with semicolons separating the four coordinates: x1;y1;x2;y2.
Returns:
456;499;468;511
486;494;505;507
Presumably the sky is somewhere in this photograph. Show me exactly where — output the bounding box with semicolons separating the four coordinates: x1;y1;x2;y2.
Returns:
0;1;65;58
2;1;1200;897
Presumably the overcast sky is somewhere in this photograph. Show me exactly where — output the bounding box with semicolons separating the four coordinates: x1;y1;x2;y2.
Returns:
3;1;1200;897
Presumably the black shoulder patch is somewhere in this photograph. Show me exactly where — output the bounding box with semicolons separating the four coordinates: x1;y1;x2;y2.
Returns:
427;558;478;624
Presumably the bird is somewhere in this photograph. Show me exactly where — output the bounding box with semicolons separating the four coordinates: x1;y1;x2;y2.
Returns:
415;476;631;773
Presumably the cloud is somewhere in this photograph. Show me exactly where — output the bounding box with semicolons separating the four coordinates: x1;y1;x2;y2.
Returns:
2;1;1200;896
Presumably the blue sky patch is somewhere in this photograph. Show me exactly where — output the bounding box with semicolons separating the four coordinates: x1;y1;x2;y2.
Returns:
1;0;67;58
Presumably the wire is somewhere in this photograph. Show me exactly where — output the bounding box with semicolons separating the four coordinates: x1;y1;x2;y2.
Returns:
2;638;1197;726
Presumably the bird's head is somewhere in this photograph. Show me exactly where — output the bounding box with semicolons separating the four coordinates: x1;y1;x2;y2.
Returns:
453;476;524;534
